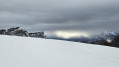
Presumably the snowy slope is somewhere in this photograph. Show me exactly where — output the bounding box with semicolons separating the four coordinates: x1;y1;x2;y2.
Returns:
0;35;119;67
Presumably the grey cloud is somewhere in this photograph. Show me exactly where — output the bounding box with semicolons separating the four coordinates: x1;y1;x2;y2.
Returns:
0;0;119;35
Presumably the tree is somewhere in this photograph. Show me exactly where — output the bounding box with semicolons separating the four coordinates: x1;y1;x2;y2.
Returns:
110;34;119;47
0;27;46;38
90;39;109;46
29;32;46;38
7;27;20;35
13;29;28;36
0;29;6;34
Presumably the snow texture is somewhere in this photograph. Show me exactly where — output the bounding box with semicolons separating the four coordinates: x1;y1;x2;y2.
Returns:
0;35;119;67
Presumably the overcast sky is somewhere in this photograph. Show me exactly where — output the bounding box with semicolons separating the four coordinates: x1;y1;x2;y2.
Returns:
0;0;119;38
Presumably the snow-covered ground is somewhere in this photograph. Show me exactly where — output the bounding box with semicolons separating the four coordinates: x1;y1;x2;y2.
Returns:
0;35;119;67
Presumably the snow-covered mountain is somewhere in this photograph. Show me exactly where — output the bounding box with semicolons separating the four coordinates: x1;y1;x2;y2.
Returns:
101;31;119;40
0;35;119;67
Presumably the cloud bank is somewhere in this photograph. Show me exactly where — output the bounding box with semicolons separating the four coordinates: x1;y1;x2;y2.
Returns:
0;0;119;36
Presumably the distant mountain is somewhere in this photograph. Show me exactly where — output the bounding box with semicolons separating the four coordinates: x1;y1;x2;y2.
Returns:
102;31;119;40
47;31;119;43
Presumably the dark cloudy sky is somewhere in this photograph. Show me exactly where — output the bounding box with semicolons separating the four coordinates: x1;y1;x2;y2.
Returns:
0;0;119;38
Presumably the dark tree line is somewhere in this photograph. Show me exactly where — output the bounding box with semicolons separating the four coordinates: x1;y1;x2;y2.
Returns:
90;34;119;48
110;35;119;47
0;29;6;34
0;27;46;38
